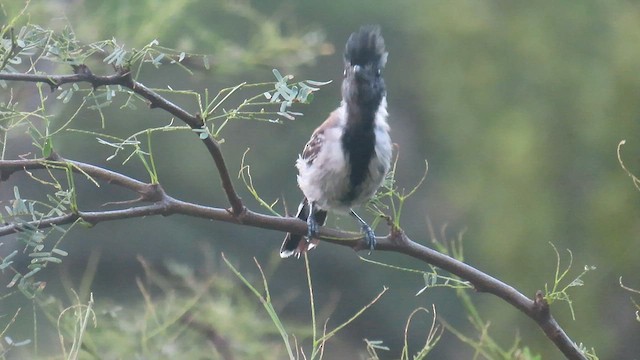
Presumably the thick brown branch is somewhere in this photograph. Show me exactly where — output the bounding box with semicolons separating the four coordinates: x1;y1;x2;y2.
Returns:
381;232;586;359
0;68;244;215
0;68;587;359
0;157;587;359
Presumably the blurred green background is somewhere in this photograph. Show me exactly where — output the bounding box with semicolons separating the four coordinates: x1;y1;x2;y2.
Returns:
1;0;640;358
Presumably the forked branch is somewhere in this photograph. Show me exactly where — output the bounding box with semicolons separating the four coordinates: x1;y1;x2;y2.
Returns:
0;155;586;359
0;67;244;215
0;68;587;360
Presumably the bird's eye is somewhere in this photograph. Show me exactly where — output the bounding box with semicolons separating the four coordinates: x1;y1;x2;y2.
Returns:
376;68;382;77
343;69;347;78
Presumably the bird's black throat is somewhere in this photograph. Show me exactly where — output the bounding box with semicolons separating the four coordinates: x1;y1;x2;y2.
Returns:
341;103;379;203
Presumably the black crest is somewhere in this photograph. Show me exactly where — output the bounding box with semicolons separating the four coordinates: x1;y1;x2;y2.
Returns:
344;25;387;68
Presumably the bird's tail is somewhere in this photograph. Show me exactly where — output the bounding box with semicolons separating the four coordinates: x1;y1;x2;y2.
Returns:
280;198;327;258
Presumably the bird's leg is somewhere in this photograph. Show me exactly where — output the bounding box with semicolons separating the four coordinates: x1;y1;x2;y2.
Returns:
307;201;318;241
350;209;376;252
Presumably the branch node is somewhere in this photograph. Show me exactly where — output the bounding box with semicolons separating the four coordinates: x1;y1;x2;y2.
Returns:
389;224;407;246
228;205;247;221
48;151;61;161
71;64;93;77
533;290;551;319
142;183;166;203
76;212;96;227
195;113;205;127
118;67;134;86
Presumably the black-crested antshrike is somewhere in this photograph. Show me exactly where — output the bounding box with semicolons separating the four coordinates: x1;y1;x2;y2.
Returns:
280;26;392;258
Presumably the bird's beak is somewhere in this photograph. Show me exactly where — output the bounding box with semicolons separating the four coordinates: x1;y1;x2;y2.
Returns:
351;64;367;81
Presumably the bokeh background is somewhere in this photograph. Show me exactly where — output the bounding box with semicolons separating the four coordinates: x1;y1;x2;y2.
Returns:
1;0;639;358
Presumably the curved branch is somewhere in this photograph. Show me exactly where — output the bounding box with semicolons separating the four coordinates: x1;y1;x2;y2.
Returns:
0;158;586;359
0;68;244;215
383;231;586;359
0;65;586;359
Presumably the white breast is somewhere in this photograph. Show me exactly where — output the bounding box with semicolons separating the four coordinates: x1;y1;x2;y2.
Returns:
296;97;391;212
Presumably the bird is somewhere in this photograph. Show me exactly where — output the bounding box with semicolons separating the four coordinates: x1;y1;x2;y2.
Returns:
280;25;392;258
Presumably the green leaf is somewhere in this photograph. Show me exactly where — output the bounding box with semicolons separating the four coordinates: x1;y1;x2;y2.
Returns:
28;252;52;258
272;68;284;82
0;250;17;270
56;89;68;100
22;267;41;279
12;339;31;347
43;137;53;157
31;256;63;264
7;273;21;288
305;79;332;86
152;53;165;67
51;248;69;256
63;88;73;103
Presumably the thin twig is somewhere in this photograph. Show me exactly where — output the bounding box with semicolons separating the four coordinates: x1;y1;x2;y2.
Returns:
0;68;244;215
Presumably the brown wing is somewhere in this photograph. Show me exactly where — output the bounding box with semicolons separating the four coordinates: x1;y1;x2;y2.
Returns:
301;110;342;165
301;131;324;165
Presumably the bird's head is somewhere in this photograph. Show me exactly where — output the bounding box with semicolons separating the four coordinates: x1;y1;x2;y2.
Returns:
342;25;388;106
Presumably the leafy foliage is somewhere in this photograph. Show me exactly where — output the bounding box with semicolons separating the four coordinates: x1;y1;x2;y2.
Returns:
0;4;332;358
544;243;596;321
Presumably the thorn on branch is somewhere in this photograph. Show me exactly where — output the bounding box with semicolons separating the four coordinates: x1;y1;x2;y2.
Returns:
102;184;166;206
102;197;146;207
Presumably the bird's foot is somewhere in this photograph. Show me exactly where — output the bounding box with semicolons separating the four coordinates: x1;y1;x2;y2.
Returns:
362;224;376;254
307;214;318;242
